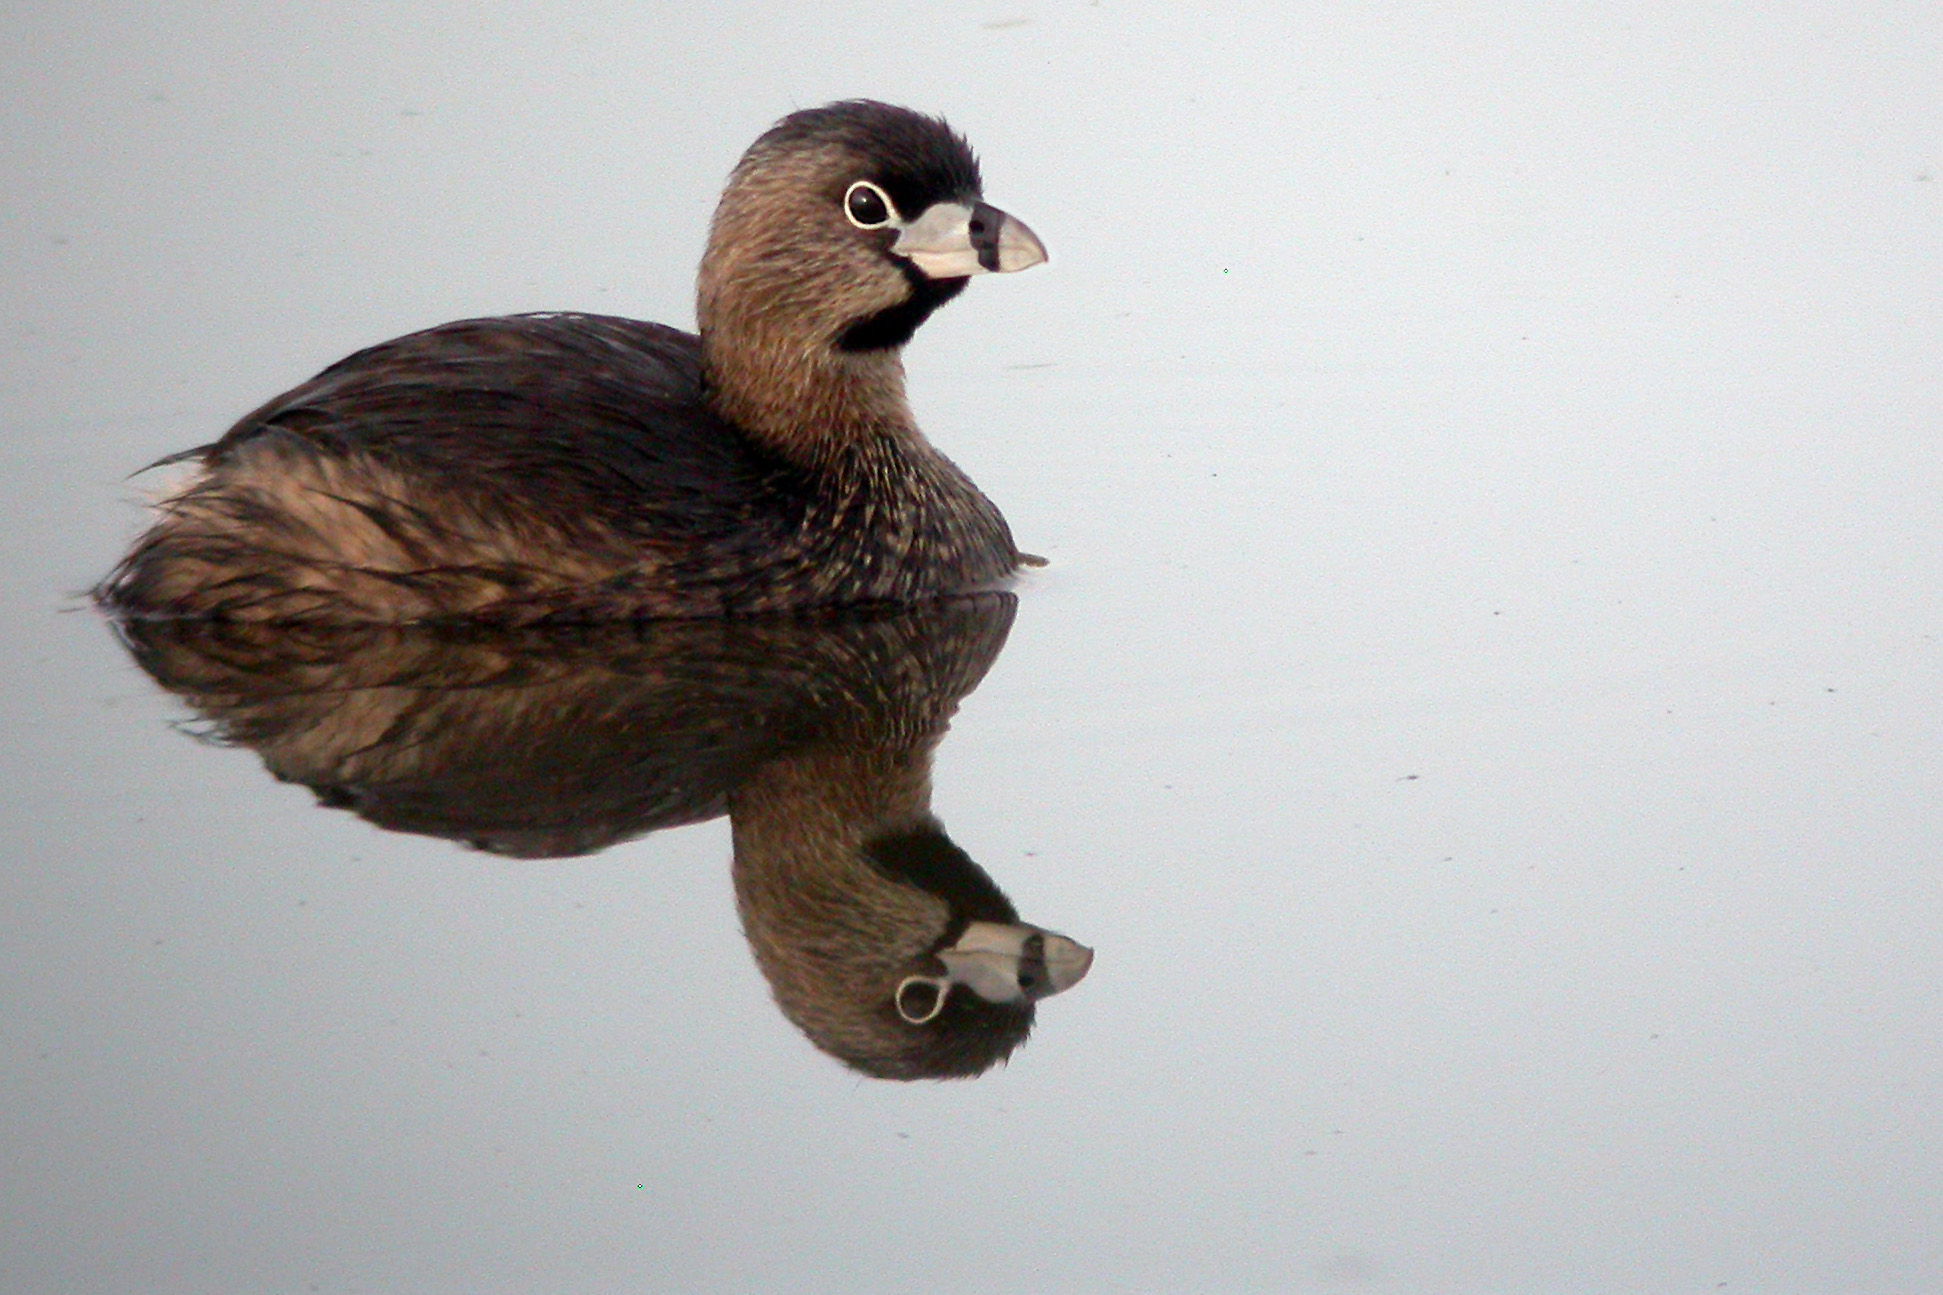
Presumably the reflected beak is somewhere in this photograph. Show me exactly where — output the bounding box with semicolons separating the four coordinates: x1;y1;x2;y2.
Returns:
938;921;1093;1004
892;201;1049;279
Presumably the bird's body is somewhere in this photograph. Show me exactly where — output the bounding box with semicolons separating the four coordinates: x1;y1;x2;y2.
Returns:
99;101;1045;623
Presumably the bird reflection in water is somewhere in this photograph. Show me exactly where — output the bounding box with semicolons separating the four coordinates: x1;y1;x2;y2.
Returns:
107;593;1090;1079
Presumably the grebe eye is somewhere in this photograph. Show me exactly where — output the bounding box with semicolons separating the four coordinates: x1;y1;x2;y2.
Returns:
844;181;894;229
895;976;948;1024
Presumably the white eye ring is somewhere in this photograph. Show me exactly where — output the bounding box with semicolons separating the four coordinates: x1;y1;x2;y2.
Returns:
843;180;896;230
895;975;950;1024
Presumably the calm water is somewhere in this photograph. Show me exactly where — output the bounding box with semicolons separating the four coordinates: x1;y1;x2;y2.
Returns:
6;6;1941;1293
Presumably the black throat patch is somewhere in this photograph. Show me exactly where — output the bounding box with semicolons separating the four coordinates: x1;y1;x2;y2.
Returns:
837;263;970;353
862;820;1019;931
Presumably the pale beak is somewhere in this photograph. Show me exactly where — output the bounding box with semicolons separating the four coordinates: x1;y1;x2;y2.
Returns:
894;920;1093;1023
892;201;1048;278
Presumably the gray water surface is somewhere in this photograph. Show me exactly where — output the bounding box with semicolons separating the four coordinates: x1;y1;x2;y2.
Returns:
6;5;1941;1293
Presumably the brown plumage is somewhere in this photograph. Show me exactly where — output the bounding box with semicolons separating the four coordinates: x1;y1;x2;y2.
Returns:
98;101;1047;623
112;595;1092;1079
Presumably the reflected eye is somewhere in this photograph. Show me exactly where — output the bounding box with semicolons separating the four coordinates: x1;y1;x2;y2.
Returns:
844;180;894;229
895;975;948;1025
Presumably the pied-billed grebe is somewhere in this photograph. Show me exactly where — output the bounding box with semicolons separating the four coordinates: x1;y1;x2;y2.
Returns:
98;101;1047;623
114;596;1093;1079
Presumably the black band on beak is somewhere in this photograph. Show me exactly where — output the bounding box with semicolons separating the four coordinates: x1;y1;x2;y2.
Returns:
968;202;1004;273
